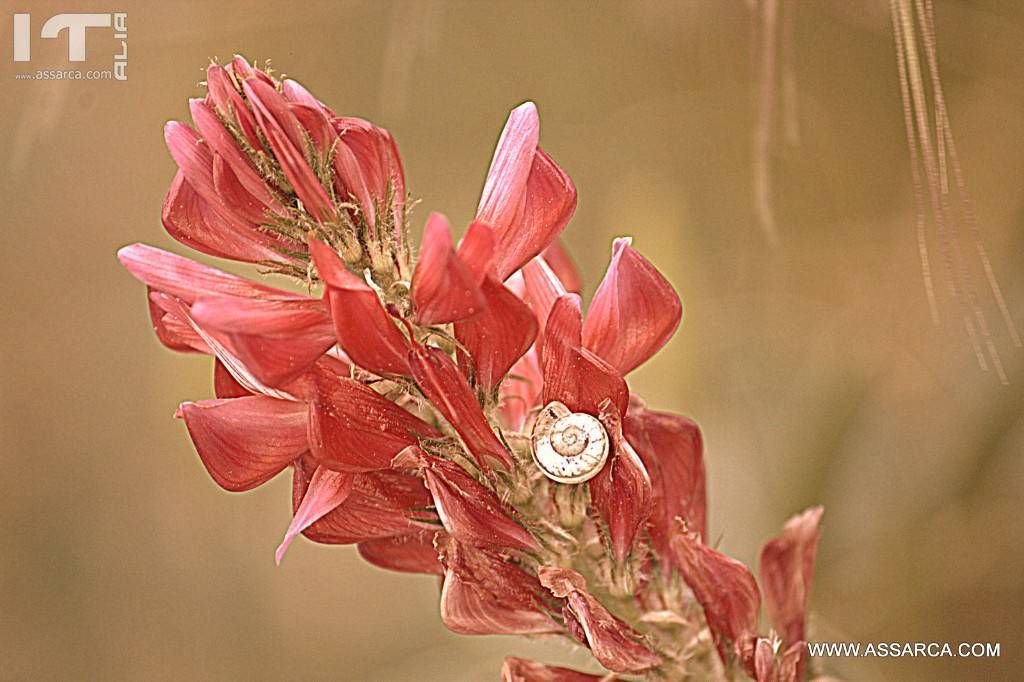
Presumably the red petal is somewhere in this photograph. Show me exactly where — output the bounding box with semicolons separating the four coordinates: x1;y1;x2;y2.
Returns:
190;296;336;387
214;359;250;398
541;295;628;417
331;117;406;235
439;539;560;635
411;212;486;324
501;658;611;682
118;243;285;302
417;451;538;551
588;406;652;562
539;567;661;673
292;457;433;544
497;348;542;432
178;396;308;491
522;255;567;357
244;78;334;222
455;221;496;279
454;275;537;394
275;465;354;564
205;65;263;150
582;239;683;375
189;98;282;211
160;169;284;263
357;531;443;576
760;506;823;676
476;103;577;280
309;374;439;472
408;345;512;469
310;238;410;375
476;103;538;237
671;523;761;666
624;407;706;565
542;238;583;293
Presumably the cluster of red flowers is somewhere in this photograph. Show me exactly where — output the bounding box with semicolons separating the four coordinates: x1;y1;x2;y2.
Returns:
119;56;824;681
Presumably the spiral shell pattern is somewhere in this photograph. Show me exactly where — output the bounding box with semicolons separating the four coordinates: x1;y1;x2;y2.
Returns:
530;401;610;484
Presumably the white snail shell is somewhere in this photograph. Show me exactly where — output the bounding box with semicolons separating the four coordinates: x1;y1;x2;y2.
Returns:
530;401;610;484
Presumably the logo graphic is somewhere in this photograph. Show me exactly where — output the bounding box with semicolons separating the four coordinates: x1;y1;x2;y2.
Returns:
12;12;127;81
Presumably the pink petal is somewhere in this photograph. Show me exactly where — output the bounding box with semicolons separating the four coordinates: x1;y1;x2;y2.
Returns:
118;243;286;302
205;64;263;150
497;348;543;432
501;658;611;682
455;221;496;279
189;98;281;211
357;531;444;576
454;275;537;394
415;450;538;551
411;212;486;324
291;458;434;544
522;256;567;355
275;465;354;564
331;117;406;235
309;374;439;472
542;238;583;293
588;405;652;562
582;239;683;375
671;522;761;667
492;147;577;280
309;238;411;375
145;288;208;353
624;407;706;565
476;102;538;235
177;396;308;491
214;359;250;398
439;539;560;635
243;78;334;222
476;104;577;279
541;295;628;417
760;506;823;677
539;567;662;673
189;296;336;387
408;345;512;470
160;170;284;263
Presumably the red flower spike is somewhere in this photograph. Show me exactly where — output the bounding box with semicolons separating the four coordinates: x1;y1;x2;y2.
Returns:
476;103;577;280
582;238;683;375
501;657;612;682
308;374;438;472
760;506;824;679
411;212;486;325
408;345;513;469
309;238;411;376
416;451;539;551
291;456;433;545
177;396;308;492
541;238;583;293
357;531;444;576
541;295;629;417
538;567;662;674
588;404;653;562
624;407;707;564
454;276;537;395
670;522;762;667
275;465;355;564
439;539;561;636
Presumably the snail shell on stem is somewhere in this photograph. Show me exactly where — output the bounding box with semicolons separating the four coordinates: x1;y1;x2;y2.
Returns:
530;401;610;484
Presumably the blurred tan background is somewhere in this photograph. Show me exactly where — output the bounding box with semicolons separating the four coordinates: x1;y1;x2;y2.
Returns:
2;1;1022;680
